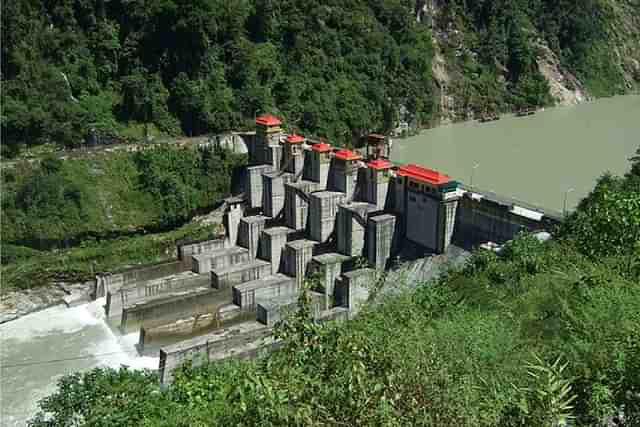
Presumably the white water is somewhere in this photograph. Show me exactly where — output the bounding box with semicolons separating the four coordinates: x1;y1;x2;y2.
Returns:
0;299;158;426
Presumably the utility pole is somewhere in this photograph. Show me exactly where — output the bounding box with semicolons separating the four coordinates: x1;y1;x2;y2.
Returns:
470;163;480;191
563;188;574;216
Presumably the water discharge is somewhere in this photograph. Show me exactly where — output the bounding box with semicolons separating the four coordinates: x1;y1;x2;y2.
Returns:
0;299;157;426
392;95;640;212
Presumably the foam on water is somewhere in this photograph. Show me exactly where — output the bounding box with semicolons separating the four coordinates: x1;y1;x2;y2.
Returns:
0;298;159;426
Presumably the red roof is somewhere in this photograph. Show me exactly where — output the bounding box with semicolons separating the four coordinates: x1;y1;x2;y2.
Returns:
398;164;450;185
334;149;362;161
255;114;282;126
367;159;392;170
311;143;332;153
285;134;305;144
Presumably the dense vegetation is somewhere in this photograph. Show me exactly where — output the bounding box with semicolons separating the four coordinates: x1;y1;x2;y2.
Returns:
1;146;244;248
0;145;245;290
30;151;640;425
3;0;638;155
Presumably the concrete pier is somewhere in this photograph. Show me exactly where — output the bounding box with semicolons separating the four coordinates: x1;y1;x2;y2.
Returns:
232;273;297;310
260;227;292;274
211;259;272;290
330;150;362;200
284;180;318;231
238;215;267;259
308;191;344;242
360;160;393;210
262;171;293;219
310;253;350;310
334;268;376;317
305;143;332;188
224;197;245;247
191;246;250;274
256;291;324;326
246;165;272;209
283;239;317;287
367;214;397;270
336;202;376;257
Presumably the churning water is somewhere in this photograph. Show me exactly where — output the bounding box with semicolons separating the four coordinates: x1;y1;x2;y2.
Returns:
0;299;158;426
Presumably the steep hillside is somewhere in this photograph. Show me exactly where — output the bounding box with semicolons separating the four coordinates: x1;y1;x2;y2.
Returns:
2;1;638;154
421;0;640;121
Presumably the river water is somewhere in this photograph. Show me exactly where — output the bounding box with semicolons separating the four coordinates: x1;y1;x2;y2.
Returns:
392;95;640;212
1;95;639;426
0;300;157;426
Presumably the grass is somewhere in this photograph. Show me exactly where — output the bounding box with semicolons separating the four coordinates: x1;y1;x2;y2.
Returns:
1;222;214;291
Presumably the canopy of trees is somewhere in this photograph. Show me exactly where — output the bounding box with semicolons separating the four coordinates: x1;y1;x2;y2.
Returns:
3;0;633;154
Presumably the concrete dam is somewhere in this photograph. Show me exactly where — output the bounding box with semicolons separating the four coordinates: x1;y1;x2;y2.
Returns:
92;114;560;384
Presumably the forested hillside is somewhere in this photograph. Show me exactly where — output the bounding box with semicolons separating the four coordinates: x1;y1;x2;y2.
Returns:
2;0;639;155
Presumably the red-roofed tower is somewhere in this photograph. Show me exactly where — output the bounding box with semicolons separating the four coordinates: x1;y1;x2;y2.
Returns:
330;149;363;200
254;114;283;168
393;163;461;253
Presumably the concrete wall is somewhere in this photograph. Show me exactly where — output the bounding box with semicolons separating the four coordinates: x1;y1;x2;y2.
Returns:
359;168;391;210
224;201;245;247
179;239;226;263
308;191;344;242
260;227;291;274
191;246;250;274
284;181;317;231
95;260;186;298
256;291;324;326
158;308;349;384
232;274;297;310
106;273;210;318
453;193;555;247
310;253;350;310
238;216;267;259
330;158;358;200
405;190;439;251
262;172;292;218
158;321;271;384
245;165;271;209
304;150;331;189
211;260;272;290
336;203;374;257
367;214;397;270
283;239;317;287
120;287;232;332
334;268;376;317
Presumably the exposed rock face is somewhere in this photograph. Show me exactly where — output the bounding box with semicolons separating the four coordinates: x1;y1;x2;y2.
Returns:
0;282;93;324
536;43;589;106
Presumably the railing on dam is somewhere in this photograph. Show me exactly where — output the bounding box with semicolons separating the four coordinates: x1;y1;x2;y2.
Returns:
458;184;564;223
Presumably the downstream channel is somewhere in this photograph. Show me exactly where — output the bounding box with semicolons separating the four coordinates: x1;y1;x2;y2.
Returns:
392;95;640;213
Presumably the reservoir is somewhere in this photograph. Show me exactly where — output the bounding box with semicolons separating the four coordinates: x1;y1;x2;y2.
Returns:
392;95;640;212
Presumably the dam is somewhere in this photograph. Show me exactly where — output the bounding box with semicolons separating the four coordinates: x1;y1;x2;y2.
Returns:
86;114;560;385
8;92;640;426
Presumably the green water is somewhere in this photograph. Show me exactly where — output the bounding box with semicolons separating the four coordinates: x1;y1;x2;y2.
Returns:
392;95;640;212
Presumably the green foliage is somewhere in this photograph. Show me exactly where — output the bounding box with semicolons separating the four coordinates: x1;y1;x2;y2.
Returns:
1;0;440;151
561;173;640;258
1;221;213;291
1;146;245;248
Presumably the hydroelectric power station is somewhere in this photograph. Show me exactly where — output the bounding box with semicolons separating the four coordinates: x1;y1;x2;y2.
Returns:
91;114;560;384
